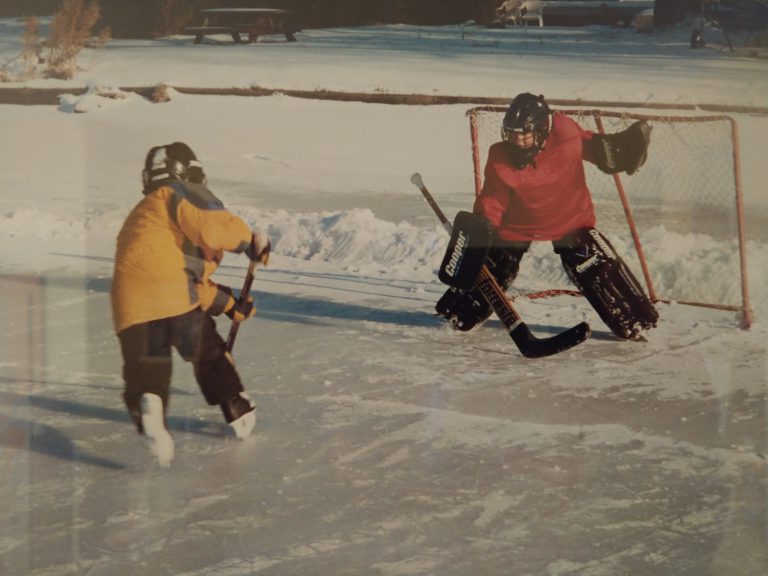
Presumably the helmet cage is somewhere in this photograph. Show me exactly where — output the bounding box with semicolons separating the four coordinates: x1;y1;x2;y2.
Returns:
501;93;551;168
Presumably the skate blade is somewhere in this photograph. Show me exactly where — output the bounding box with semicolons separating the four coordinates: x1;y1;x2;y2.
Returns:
229;410;256;440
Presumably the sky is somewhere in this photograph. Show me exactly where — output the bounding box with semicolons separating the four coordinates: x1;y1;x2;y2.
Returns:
1;15;767;576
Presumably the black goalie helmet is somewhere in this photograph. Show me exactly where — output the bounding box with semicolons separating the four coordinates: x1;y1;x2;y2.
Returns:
501;93;551;168
142;142;206;192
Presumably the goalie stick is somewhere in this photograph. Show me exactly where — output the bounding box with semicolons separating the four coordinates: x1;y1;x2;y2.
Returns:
410;172;591;358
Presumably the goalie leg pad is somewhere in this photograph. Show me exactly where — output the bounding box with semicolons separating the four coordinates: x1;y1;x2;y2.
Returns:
436;243;527;331
556;228;658;340
438;211;493;290
591;119;651;175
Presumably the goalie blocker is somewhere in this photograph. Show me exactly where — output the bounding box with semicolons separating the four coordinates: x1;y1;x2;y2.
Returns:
438;211;523;294
437;212;524;332
438;211;492;290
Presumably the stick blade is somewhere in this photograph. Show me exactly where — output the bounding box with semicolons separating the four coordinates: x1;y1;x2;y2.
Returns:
510;321;591;358
410;172;424;187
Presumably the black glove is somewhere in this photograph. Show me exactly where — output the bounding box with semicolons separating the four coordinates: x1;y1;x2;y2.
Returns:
592;119;651;175
225;294;256;323
214;284;256;322
245;231;271;264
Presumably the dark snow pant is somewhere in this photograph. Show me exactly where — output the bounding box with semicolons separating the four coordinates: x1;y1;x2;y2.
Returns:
118;307;243;432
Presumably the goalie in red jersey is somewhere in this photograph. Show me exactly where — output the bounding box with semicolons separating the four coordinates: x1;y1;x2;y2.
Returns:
436;93;658;340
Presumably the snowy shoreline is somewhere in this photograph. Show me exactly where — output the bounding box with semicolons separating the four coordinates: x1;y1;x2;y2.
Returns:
2;83;768;116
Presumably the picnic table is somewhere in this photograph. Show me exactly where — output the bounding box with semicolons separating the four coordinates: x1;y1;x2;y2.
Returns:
183;8;298;44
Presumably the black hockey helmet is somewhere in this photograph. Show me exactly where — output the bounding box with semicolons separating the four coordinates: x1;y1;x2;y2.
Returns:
142;142;205;193
501;93;551;168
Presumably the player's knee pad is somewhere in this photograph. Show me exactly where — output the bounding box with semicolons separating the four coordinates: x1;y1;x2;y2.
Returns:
557;228;658;340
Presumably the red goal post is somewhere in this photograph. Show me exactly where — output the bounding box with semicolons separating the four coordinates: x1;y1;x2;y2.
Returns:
467;106;753;328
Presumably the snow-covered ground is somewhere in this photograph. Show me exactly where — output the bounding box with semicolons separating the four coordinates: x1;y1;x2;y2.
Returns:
1;17;767;576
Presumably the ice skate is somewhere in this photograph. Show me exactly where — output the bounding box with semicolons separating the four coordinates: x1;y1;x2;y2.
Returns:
435;286;492;332
140;393;174;467
220;391;256;439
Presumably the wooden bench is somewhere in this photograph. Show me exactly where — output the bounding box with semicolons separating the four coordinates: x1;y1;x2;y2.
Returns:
183;8;298;44
519;0;544;27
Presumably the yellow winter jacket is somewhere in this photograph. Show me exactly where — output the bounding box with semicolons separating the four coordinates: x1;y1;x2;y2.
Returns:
111;181;252;334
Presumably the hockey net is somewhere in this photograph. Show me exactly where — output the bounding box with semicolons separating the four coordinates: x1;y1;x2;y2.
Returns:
467;106;752;328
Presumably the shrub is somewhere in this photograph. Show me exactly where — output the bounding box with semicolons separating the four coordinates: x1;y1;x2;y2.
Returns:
22;17;44;76
46;0;102;79
0;16;44;81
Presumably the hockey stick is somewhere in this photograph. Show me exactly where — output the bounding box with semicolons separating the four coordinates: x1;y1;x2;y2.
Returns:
225;255;258;354
410;172;591;358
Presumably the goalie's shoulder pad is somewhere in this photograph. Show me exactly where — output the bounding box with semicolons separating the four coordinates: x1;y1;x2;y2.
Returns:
592;119;651;176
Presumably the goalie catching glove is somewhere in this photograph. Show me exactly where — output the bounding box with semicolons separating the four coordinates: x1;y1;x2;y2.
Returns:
592;119;651;175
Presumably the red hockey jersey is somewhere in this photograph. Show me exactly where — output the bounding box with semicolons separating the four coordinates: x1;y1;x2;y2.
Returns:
473;113;597;242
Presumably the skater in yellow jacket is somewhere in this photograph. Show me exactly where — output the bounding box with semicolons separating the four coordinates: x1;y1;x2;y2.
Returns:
111;142;270;466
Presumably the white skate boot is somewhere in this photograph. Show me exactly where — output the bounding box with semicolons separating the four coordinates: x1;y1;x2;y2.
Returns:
140;393;174;467
220;391;256;439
